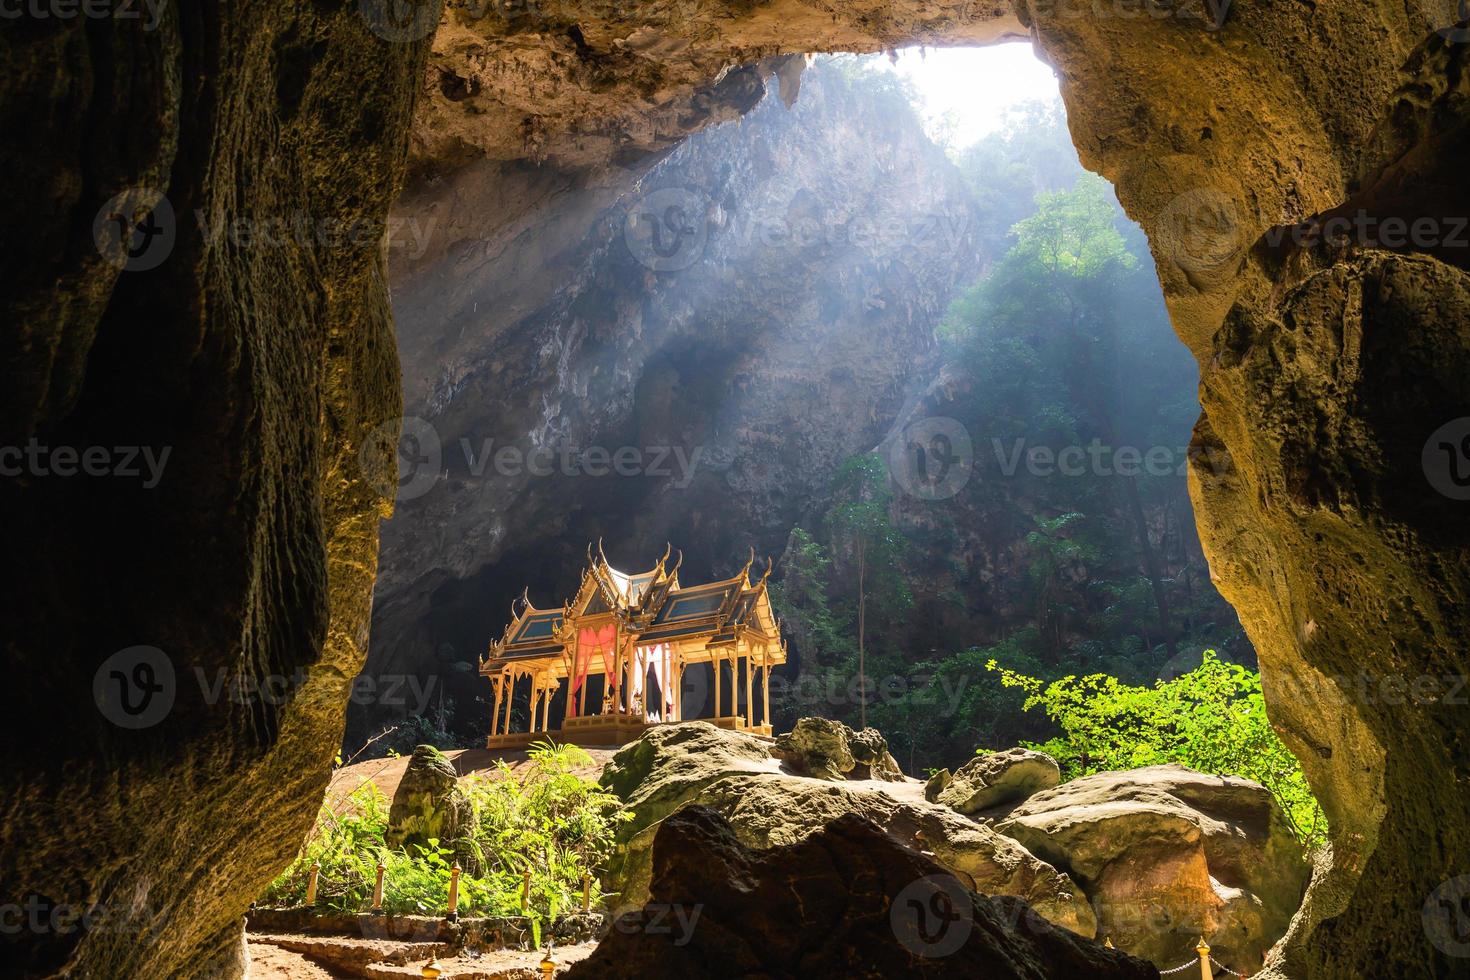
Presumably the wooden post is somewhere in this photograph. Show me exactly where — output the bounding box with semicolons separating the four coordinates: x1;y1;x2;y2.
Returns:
542;675;553;731
371;862;386;914
501;672;515;734
491;675;504;737
521;869;532;914
446;863;461;921
305;862;320;906
761;646;770;728
1196;938;1210;980
582;872;592;912
744;655;753;726
713;656;722;718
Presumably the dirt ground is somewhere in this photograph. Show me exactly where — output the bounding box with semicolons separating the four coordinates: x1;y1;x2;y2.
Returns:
246;934;598;979
248;940;353;978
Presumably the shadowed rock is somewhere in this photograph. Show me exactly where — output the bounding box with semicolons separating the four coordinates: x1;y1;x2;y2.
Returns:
567;805;1156;980
600;722;1095;937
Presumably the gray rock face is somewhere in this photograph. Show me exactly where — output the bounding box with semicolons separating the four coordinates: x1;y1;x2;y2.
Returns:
996;764;1309;974
936;748;1061;815
358;63;986;743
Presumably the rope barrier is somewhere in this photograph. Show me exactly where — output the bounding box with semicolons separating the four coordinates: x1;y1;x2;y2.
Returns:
1155;951;1254;978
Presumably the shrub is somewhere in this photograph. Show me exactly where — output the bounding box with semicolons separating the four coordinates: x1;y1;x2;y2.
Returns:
261;741;630;922
987;651;1327;847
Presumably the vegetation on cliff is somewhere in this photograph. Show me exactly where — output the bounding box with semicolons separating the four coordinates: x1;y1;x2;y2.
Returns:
772;114;1245;774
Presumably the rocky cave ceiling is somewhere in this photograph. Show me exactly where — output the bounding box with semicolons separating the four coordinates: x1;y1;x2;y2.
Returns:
2;0;1468;976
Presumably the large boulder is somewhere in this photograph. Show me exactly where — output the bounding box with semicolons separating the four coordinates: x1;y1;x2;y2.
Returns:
770;717;855;780
848;726;906;782
600;722;1095;937
567;806;1156;980
935;748;1061;815
769;717;906;782
997;764;1309;974
385;745;472;860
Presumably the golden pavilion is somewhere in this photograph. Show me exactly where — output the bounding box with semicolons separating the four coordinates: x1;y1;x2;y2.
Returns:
480;544;787;749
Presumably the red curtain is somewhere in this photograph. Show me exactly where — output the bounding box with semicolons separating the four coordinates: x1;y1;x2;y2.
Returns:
569;624;616;718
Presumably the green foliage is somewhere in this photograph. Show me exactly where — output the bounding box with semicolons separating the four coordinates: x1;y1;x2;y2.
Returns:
262;741;630;920
768;102;1255;785
987;652;1326;848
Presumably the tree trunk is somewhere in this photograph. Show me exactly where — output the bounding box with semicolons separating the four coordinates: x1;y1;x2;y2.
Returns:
857;539;867;730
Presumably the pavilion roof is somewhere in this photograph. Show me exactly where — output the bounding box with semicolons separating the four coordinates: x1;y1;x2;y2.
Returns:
482;544;781;671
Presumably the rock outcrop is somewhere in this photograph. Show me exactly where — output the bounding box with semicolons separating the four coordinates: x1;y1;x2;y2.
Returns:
567;805;1156;980
996;764;1309;974
385;745;473;861
771;717;905;782
601;722;1095;937
933;748;1062;816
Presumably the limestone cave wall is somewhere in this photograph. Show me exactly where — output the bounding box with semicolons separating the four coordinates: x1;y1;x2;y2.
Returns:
4;0;1468;976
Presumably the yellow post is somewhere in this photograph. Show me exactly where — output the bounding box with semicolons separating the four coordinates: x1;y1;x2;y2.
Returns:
491;676;504;737
582;872;592;913
446;863;461;920
305;861;320;906
539;952;556;978
371;862;386;914
1102;935;1113;949
521;869;532;913
421;957;443;978
1196;937;1211;980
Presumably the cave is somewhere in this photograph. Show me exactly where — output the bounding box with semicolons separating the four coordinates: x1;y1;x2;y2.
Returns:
3;1;1469;977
